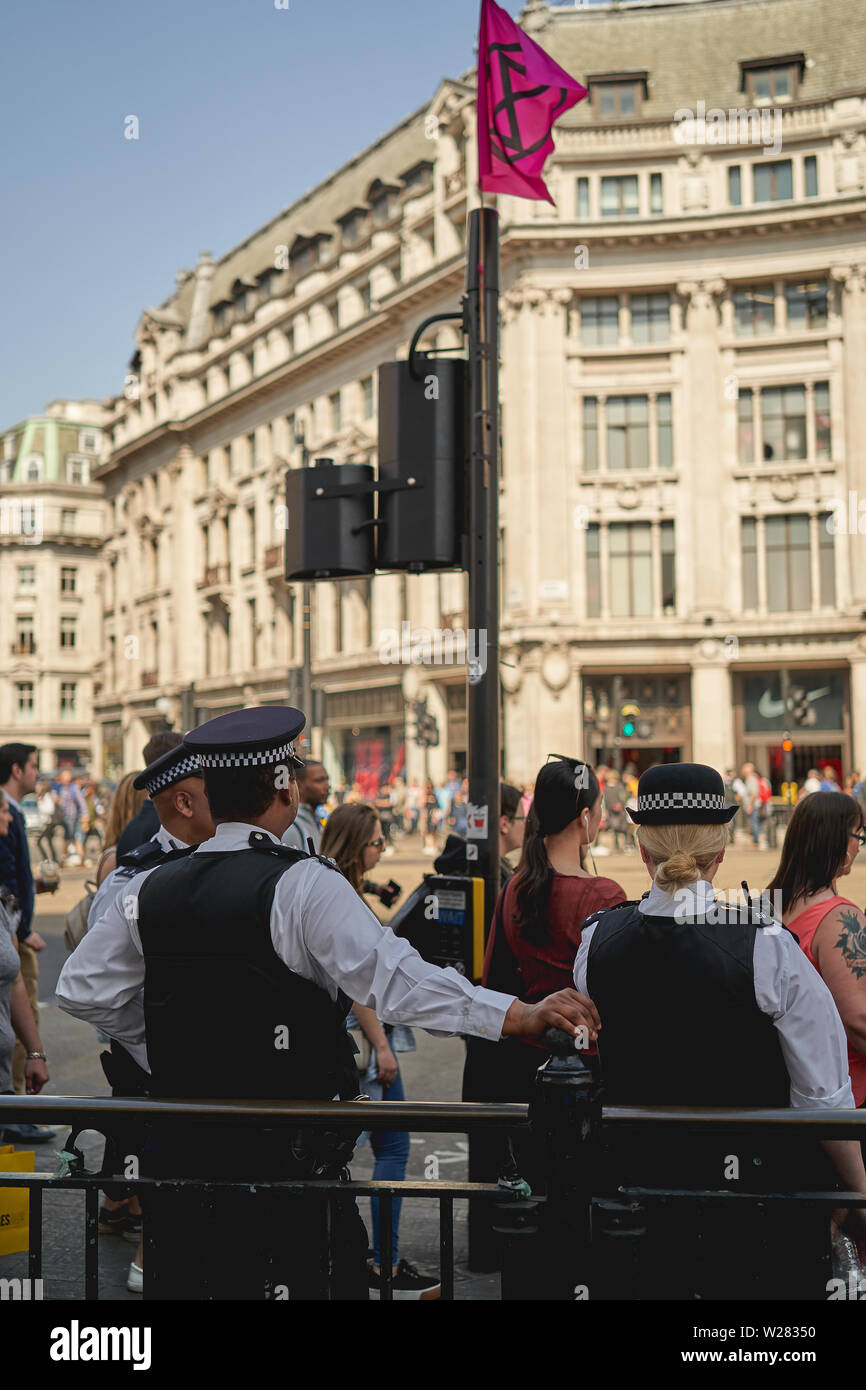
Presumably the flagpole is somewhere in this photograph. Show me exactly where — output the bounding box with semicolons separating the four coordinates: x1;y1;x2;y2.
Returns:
465;206;501;934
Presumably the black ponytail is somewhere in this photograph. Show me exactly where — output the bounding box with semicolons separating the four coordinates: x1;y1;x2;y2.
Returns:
513;758;600;945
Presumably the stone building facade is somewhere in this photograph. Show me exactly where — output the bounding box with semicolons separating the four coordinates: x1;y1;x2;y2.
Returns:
93;0;866;789
0;400;107;770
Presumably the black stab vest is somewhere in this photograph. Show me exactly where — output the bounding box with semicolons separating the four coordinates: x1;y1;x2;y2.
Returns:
137;844;356;1102
586;901;791;1108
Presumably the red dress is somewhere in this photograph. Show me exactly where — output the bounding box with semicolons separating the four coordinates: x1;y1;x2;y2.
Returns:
498;871;626;1002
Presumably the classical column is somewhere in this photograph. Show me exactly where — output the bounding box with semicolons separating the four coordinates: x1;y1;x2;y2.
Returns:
676;279;726;615
850;651;866;774
530;287;572;618
692;658;735;771
831;265;866;603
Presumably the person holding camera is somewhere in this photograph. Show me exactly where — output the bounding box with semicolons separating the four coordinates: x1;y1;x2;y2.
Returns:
319;801;437;1297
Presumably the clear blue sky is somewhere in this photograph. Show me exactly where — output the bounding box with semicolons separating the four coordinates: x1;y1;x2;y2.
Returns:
0;0;549;425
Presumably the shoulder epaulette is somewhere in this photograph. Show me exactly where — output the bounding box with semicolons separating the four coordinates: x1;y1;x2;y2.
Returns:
246;831;340;872
116;840;194;878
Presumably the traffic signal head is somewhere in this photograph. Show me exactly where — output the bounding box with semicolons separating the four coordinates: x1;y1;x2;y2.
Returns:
782;737;793;752
377;355;467;571
620;703;640;739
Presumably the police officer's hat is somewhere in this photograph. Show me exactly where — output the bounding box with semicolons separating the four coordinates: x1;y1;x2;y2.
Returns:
627;762;738;825
133;746;203;797
183;706;306;771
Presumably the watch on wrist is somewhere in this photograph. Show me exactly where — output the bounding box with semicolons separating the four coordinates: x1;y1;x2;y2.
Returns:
26;1051;46;1061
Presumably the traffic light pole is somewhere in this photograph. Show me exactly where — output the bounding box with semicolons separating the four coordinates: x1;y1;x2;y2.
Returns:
465;207;501;928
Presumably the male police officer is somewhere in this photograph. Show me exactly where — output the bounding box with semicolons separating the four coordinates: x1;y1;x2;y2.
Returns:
58;707;599;1300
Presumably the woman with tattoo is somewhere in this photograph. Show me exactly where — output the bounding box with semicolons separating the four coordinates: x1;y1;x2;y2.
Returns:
768;790;866;1105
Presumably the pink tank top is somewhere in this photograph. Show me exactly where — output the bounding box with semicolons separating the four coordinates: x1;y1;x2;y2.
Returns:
790;895;866;1106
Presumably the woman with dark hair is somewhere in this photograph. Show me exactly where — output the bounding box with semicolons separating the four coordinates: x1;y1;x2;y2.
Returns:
498;756;625;1006
767;791;866;1105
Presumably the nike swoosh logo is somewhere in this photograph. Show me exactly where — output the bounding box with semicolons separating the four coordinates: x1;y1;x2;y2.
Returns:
757;686;833;720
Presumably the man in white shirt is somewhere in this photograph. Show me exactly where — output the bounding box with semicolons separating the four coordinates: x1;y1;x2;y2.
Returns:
58;706;598;1300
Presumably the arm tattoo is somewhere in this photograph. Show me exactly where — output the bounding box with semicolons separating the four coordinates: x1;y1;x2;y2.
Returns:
834;910;866;980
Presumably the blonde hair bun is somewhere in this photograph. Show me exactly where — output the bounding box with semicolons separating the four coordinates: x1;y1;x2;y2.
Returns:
637;821;728;893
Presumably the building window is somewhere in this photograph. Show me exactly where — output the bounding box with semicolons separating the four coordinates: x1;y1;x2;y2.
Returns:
661;520;676;612
17;564;35;592
766;514;812;611
819;511;836;606
340;210;365;246
24;455;43;482
734;285;775;337
330;391;342;434
631;293;670;343
815;382;831;459
61;508;75;533
607;396;650;471
649;172;663;215
78;430;100;452
761;385;807;461
60;566;77;594
247;432;257;470
16;683;34;718
234;288;249;316
586;524;601;618
583;398;599;472
246;506;256;566
743;61;800;104
212;303;227;331
15;616;35;654
576;177;590;219
600;175;639;217
728;166;742;207
258;270;273;300
60;616;77;649
361;376;374;419
371;189;397;224
60;682;77;718
589;78;643;118
609;522;653;617
738;390;755;464
248;598;257;667
804;155;818;198
580;296;619;346
753;160;793;203
657;393;673;468
786;281;827;330
66;455;90;485
741;517;758;610
360;281;372;314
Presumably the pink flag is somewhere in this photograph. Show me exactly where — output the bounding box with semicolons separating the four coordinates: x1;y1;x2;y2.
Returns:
477;0;587;204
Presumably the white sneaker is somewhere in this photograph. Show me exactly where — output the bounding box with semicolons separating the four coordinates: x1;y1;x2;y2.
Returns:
127;1261;143;1293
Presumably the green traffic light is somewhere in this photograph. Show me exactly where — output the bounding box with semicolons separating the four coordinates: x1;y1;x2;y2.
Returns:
623;721;635;737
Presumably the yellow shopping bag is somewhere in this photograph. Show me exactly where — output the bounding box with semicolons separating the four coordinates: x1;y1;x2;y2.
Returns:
0;1142;34;1256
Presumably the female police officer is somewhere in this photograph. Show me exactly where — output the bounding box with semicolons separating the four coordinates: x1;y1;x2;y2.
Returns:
574;761;866;1298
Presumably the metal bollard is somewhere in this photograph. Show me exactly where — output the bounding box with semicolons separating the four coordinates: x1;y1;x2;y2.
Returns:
528;1027;603;1301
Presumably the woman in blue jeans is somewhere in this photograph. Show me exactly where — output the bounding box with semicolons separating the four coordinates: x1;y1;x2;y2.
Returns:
320;803;440;1299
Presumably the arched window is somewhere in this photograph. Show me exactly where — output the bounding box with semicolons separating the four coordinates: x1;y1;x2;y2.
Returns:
23;454;43;482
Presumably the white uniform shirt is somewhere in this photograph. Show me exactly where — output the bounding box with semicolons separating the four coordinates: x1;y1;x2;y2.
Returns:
88;824;189;925
574;879;855;1110
56;822;514;1071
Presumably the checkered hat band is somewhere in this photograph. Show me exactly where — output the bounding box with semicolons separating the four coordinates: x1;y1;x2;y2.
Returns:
638;791;725;811
199;741;296;769
145;754;202;795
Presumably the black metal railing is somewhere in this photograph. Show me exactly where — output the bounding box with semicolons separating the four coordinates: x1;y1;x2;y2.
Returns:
2;1081;865;1302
